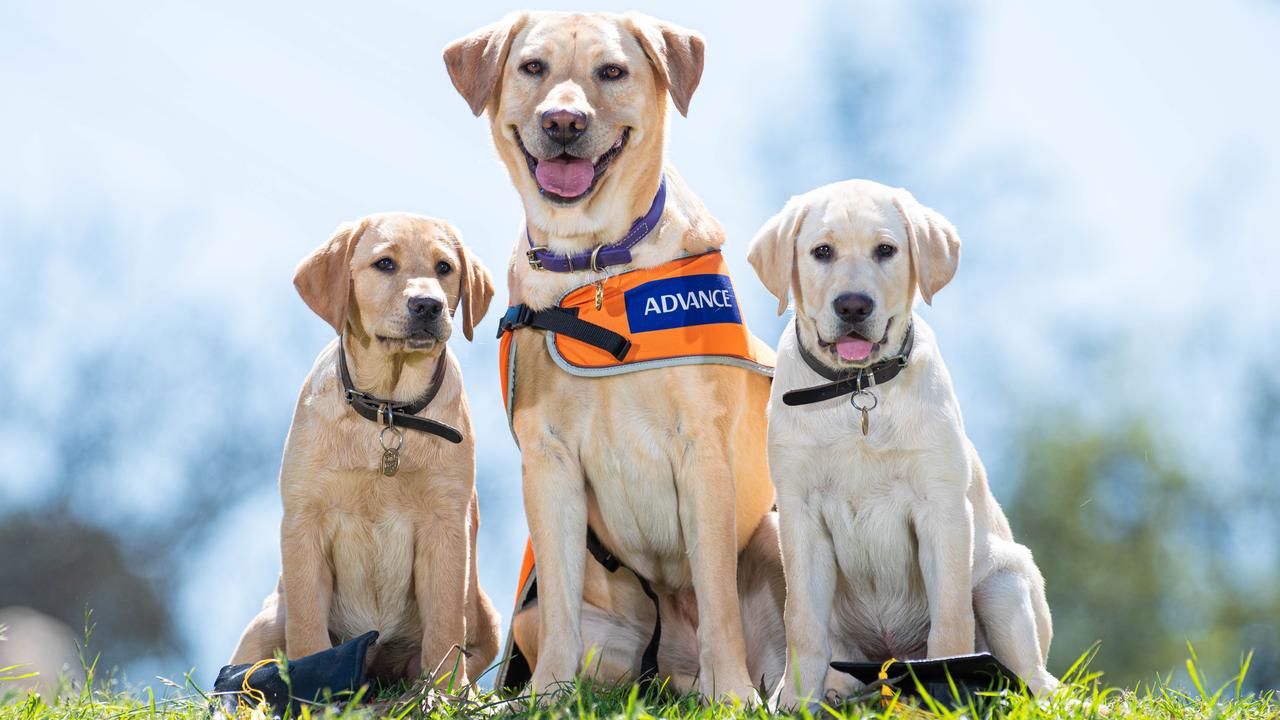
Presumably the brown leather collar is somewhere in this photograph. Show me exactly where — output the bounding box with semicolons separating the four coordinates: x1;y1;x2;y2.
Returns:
337;339;462;443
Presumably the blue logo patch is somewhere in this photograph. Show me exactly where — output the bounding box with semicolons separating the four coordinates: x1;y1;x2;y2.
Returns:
624;273;743;333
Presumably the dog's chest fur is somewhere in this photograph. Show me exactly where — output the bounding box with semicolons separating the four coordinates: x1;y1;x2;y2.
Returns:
807;441;935;659
511;326;773;589
323;493;421;643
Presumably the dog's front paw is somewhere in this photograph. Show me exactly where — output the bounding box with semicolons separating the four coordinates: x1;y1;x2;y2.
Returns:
528;661;578;703
428;664;471;692
1025;668;1061;696
778;681;862;715
775;684;820;713
700;675;762;708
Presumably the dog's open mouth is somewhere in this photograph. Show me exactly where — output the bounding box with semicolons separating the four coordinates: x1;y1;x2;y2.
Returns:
378;331;440;350
514;128;629;205
819;326;890;364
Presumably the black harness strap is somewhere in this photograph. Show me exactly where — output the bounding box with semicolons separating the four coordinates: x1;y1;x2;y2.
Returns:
338;341;464;443
585;528;662;689
498;304;632;362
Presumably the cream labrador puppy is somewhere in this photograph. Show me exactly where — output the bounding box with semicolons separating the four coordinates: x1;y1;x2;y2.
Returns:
444;12;784;702
748;180;1058;707
229;213;501;688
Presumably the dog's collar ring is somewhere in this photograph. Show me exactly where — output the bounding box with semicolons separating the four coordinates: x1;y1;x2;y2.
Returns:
851;389;878;412
379;425;404;452
851;390;878;436
379;425;404;477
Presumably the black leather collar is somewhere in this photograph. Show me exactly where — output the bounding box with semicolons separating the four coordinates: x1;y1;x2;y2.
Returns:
338;339;463;444
782;321;915;406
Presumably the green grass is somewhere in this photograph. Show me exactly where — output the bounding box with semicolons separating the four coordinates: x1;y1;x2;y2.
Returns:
1;647;1277;720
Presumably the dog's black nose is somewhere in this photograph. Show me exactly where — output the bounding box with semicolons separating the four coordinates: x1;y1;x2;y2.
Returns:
407;296;443;320
542;108;587;145
833;292;875;322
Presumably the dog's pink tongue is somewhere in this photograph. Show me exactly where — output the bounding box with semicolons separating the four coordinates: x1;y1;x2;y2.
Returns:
836;337;874;361
535;157;594;197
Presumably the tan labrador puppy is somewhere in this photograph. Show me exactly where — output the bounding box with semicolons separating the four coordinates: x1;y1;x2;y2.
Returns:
444;12;784;702
748;180;1058;707
229;213;501;688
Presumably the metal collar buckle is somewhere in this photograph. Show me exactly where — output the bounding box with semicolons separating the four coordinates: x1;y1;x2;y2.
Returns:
526;246;547;270
855;370;875;392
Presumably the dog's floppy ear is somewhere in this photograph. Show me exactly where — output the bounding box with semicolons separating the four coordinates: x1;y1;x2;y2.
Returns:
451;234;495;341
892;191;960;305
443;13;529;117
748;198;809;315
294;219;369;334
624;13;705;117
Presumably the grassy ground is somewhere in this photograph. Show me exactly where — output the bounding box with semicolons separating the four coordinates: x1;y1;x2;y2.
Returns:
1;648;1277;720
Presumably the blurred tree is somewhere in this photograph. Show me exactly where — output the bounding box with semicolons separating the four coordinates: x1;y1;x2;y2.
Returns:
0;331;283;672
1006;419;1197;681
1006;412;1280;689
0;514;174;662
0;218;291;673
1225;362;1280;686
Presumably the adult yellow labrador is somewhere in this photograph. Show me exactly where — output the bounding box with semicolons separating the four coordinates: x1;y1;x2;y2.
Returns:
229;213;501;688
444;12;784;702
748;181;1058;707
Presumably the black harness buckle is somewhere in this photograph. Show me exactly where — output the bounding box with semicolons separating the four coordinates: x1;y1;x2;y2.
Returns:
497;304;631;362
497;305;535;337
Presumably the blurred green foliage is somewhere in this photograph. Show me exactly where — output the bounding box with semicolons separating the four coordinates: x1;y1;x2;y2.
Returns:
1007;369;1280;689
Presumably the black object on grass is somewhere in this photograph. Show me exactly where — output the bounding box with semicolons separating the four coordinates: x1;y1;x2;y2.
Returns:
211;630;379;717
830;652;1022;708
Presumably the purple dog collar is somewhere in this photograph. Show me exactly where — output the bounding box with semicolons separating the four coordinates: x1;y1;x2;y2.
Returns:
525;176;667;273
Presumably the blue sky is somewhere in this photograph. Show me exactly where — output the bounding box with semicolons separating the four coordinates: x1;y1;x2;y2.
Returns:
2;0;1277;683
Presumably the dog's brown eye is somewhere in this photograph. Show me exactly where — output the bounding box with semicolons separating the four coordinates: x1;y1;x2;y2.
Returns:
811;244;833;262
598;64;627;81
373;257;396;273
435;261;452;276
874;243;897;260
521;60;544;76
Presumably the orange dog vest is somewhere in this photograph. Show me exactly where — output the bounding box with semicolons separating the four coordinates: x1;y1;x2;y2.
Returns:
498;250;775;425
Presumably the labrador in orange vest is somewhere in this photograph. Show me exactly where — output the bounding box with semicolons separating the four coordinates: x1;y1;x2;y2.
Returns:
445;12;785;704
